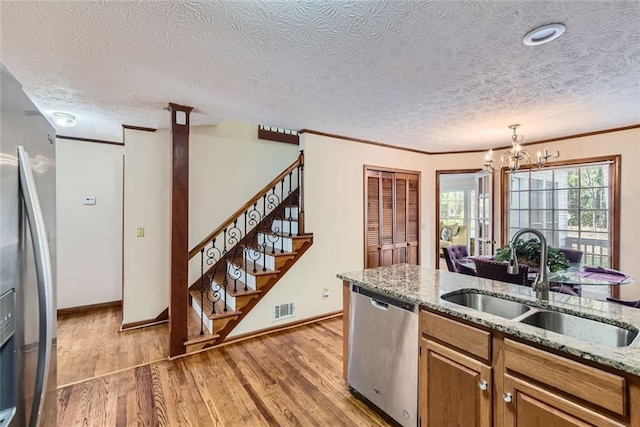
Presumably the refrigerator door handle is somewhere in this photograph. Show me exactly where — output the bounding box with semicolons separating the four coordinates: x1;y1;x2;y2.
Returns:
17;146;54;427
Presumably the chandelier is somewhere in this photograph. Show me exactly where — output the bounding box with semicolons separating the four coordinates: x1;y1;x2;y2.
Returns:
483;124;559;174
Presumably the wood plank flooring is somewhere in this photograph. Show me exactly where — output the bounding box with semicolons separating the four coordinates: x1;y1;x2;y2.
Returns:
57;315;390;426
57;306;168;386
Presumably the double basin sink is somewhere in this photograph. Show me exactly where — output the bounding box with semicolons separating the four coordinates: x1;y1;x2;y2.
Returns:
441;291;638;347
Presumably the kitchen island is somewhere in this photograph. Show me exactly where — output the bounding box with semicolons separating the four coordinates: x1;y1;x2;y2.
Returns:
339;264;640;426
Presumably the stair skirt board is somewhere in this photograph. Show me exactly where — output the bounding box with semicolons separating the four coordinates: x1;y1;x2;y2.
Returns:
191;297;213;334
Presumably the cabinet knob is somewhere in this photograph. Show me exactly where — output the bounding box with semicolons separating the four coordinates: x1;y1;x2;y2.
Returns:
503;392;512;403
478;380;488;391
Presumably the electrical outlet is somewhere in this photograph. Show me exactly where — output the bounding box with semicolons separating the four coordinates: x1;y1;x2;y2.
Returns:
137;227;145;237
322;288;330;298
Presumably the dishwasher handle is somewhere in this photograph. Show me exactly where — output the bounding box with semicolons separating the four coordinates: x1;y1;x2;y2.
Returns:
370;299;389;310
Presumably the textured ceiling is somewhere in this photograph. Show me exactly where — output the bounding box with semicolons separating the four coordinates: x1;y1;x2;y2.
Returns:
1;1;639;151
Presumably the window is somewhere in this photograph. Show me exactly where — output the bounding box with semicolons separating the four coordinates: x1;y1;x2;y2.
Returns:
504;156;621;298
439;190;466;226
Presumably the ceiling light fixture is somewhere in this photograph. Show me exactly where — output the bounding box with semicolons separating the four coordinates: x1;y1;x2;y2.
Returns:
523;23;566;46
52;112;77;127
483;124;559;174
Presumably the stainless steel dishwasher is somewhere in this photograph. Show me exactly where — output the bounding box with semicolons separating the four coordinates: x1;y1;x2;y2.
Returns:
347;284;418;427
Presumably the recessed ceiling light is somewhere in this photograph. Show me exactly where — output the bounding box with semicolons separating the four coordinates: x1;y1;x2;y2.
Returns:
523;23;566;46
52;112;77;127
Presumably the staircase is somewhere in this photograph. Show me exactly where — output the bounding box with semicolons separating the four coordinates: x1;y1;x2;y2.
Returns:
184;152;312;353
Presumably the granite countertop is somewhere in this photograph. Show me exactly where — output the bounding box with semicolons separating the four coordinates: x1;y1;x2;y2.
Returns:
337;264;640;376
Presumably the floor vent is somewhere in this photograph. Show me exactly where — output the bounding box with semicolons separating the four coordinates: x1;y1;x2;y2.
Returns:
273;303;295;320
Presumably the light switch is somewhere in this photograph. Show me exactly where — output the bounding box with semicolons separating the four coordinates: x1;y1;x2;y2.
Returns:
83;196;96;205
137;227;145;237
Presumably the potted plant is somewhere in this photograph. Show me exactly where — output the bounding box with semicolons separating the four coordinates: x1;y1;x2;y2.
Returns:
493;238;570;273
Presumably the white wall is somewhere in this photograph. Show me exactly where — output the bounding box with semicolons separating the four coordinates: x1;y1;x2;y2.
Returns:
230;133;433;336
56;139;123;309
122;129;171;324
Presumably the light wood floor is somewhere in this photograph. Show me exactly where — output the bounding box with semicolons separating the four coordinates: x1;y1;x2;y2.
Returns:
57;312;390;426
57;306;168;386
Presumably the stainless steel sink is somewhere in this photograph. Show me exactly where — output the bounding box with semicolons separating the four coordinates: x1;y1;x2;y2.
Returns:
441;290;638;347
519;310;638;347
441;292;531;320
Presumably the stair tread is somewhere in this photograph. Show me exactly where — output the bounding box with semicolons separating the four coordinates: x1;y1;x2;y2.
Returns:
184;332;220;347
241;245;297;257
211;269;243;288
190;289;241;320
260;231;313;239
274;217;298;222
205;271;262;295
227;259;280;276
227;285;261;298
186;306;219;343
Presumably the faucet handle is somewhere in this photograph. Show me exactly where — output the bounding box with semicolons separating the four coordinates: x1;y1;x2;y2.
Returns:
507;244;519;275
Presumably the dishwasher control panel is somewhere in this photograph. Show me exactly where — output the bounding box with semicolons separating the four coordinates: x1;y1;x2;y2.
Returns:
352;285;416;312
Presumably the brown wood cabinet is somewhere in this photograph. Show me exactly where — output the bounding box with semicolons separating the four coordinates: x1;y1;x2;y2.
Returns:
420;337;492;426
419;309;640;427
365;168;419;268
503;374;626;427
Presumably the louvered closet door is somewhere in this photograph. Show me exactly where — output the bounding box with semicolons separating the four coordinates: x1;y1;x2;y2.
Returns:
366;172;382;268
406;174;419;264
365;169;420;268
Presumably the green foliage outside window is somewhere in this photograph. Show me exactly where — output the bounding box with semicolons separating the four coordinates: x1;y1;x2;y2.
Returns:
566;166;607;230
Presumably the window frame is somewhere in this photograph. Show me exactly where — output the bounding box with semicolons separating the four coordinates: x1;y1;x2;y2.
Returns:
500;154;621;298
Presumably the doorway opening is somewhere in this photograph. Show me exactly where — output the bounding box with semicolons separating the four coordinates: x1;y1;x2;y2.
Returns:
436;169;493;270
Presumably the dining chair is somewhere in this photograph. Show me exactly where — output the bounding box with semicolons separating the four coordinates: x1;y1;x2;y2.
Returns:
474;258;529;286
441;245;476;276
558;248;584;263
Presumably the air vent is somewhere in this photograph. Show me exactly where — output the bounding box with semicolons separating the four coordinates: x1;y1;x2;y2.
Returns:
273;302;295;320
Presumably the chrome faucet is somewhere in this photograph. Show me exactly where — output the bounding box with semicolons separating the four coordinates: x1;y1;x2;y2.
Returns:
507;228;550;301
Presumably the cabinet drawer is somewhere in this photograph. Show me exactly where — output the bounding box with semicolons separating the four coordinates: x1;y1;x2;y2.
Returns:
504;339;626;416
421;310;491;361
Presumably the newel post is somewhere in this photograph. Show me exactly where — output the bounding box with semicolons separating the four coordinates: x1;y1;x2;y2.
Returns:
298;150;305;235
168;102;192;358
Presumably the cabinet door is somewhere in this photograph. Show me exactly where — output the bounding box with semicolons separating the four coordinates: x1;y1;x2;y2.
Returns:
503;375;625;427
421;340;491;427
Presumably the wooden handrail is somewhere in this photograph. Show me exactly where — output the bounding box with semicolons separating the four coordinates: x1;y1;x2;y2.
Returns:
188;152;304;259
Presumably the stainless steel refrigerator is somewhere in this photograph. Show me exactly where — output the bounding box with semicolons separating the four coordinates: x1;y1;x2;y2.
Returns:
0;64;57;427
